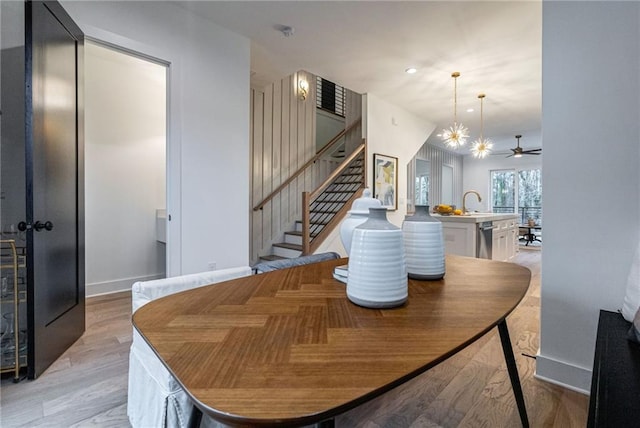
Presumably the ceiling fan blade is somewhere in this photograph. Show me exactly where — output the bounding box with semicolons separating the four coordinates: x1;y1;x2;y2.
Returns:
507;135;541;157
505;154;514;158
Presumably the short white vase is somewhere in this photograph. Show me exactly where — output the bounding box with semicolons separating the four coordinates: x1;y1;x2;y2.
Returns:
347;207;407;308
402;205;445;280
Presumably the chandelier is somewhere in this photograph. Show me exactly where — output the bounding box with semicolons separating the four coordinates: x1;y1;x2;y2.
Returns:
470;93;493;158
441;72;469;149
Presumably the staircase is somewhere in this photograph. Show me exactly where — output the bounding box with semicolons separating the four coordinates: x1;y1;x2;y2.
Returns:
260;150;365;261
263;221;305;260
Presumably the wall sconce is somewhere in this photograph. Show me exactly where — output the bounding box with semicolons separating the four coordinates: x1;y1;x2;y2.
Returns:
298;78;309;101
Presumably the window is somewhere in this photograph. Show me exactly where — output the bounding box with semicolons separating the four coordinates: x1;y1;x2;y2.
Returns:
442;164;454;205
415;159;429;206
316;77;345;117
491;170;515;213
491;169;542;224
518;169;542;224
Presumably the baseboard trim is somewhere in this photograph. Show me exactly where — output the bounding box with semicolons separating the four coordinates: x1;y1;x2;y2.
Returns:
535;353;591;394
86;273;165;297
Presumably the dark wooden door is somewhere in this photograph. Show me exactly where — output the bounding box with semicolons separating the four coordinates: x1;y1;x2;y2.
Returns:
25;0;84;379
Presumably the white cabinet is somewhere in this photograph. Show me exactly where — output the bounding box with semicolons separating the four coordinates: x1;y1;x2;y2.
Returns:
442;222;476;257
493;228;506;262
438;214;518;261
508;225;518;260
492;218;518;262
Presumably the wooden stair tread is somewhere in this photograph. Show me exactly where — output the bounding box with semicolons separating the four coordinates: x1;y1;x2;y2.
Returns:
258;255;286;262
272;242;302;250
260;148;364;265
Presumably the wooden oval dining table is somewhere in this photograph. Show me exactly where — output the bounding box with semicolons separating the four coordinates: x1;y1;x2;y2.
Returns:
133;255;531;428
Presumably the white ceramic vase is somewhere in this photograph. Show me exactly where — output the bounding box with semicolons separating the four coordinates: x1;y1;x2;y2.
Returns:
347;207;407;308
402;205;445;280
339;188;382;255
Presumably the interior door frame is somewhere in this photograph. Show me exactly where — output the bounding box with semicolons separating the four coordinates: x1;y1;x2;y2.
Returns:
84;38;169;287
81;28;177;276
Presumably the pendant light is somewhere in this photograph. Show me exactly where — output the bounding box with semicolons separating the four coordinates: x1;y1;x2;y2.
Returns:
441;72;469;149
470;93;493;158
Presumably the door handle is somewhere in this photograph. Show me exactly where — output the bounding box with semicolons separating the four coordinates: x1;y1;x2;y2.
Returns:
33;221;54;232
17;221;54;232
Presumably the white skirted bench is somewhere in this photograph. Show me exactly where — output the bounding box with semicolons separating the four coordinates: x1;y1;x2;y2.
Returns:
127;267;252;428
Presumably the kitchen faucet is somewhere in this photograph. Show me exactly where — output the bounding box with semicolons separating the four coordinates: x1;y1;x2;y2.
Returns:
462;190;482;213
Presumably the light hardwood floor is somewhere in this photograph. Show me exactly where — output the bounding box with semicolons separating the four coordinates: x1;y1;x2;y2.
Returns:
0;249;589;427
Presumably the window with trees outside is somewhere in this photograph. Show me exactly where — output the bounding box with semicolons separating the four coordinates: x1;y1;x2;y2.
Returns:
415;159;429;207
491;169;542;224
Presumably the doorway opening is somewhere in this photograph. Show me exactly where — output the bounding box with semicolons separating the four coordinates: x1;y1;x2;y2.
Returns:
84;41;168;296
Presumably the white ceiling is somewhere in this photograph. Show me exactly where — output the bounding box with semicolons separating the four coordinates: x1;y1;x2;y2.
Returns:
175;1;542;153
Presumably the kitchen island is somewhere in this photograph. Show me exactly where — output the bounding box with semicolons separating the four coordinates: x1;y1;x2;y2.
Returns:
432;213;519;261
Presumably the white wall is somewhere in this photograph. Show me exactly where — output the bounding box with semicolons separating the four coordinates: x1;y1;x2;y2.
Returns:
407;143;464;211
316;109;344;152
250;71;316;263
61;1;251;275
85;42;166;295
539;1;640;392
365;94;437;227
316;94;436;256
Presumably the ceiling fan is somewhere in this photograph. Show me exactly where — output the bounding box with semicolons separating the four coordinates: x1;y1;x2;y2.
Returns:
506;134;541;158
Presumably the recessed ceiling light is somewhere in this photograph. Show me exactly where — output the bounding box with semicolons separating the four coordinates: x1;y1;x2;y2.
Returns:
466;108;474;113
405;68;417;74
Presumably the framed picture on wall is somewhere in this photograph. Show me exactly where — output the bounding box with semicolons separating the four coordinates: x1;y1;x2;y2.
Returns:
373;153;398;210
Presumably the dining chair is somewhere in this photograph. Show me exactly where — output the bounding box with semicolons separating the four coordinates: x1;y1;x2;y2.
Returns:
518;227;529;243
127;266;252;428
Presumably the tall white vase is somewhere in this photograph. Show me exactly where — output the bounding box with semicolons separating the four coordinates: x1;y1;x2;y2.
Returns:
339;188;382;255
402;205;445;280
347;207;407;308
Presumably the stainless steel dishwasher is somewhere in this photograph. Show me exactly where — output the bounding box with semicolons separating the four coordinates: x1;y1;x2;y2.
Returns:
477;221;494;259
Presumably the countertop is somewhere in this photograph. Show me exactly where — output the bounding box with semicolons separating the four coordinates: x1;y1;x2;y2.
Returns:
432;212;519;223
